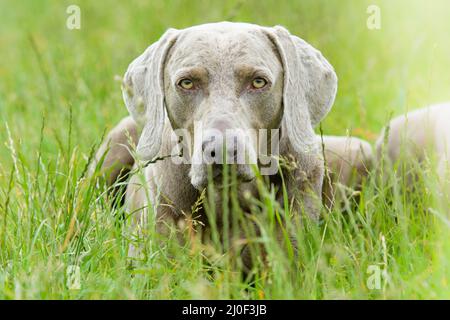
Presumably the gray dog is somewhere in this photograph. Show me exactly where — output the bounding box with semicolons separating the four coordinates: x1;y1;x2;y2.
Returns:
94;22;343;261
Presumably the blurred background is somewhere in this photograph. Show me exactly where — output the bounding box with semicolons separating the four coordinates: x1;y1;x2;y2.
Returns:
0;0;449;300
1;0;450;167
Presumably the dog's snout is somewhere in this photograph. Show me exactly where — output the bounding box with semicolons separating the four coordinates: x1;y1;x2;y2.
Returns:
201;141;216;158
201;124;247;164
191;122;256;188
202;140;239;164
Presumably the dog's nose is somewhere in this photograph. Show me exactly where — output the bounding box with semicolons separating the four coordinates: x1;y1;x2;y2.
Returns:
201;140;239;164
201;141;215;159
201;140;247;183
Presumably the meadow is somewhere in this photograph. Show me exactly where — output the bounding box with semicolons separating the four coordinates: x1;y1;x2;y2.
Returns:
0;0;449;299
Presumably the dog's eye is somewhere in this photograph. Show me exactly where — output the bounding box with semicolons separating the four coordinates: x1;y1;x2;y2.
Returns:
252;78;267;89
178;79;194;90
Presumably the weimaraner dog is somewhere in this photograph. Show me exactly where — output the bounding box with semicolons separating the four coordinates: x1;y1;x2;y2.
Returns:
93;22;376;262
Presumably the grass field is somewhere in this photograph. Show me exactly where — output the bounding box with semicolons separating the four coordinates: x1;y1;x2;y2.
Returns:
0;0;449;299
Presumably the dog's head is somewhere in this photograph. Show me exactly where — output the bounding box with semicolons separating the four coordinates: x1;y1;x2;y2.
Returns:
122;22;337;189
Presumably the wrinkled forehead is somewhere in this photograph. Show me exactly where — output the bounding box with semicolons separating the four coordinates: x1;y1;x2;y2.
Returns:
166;25;282;74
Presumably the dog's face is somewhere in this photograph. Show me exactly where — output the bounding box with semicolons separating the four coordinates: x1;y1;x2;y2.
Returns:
122;22;337;190
163;25;284;188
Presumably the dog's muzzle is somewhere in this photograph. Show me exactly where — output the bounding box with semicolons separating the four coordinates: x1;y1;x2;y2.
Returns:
189;125;257;189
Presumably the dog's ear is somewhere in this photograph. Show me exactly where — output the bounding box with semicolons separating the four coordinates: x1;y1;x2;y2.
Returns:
264;26;337;155
122;28;179;160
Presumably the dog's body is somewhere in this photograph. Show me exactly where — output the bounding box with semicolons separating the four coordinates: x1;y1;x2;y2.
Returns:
321;136;374;209
93;22;344;260
376;103;450;175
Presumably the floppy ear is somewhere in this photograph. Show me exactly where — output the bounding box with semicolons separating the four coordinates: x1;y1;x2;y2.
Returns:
264;26;338;155
122;28;179;160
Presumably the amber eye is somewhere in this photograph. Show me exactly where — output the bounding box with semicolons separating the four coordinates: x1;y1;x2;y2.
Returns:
252;78;267;89
178;78;194;90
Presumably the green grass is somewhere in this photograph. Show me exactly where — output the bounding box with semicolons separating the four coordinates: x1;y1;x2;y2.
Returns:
0;0;449;299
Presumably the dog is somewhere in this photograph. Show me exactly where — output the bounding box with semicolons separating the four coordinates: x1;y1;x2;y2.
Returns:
94;22;340;264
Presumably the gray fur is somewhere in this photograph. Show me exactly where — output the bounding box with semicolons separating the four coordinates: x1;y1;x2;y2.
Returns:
94;22;340;257
375;103;450;172
320;135;374;209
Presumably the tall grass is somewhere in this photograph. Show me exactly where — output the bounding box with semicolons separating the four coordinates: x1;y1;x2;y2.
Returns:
0;0;449;299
